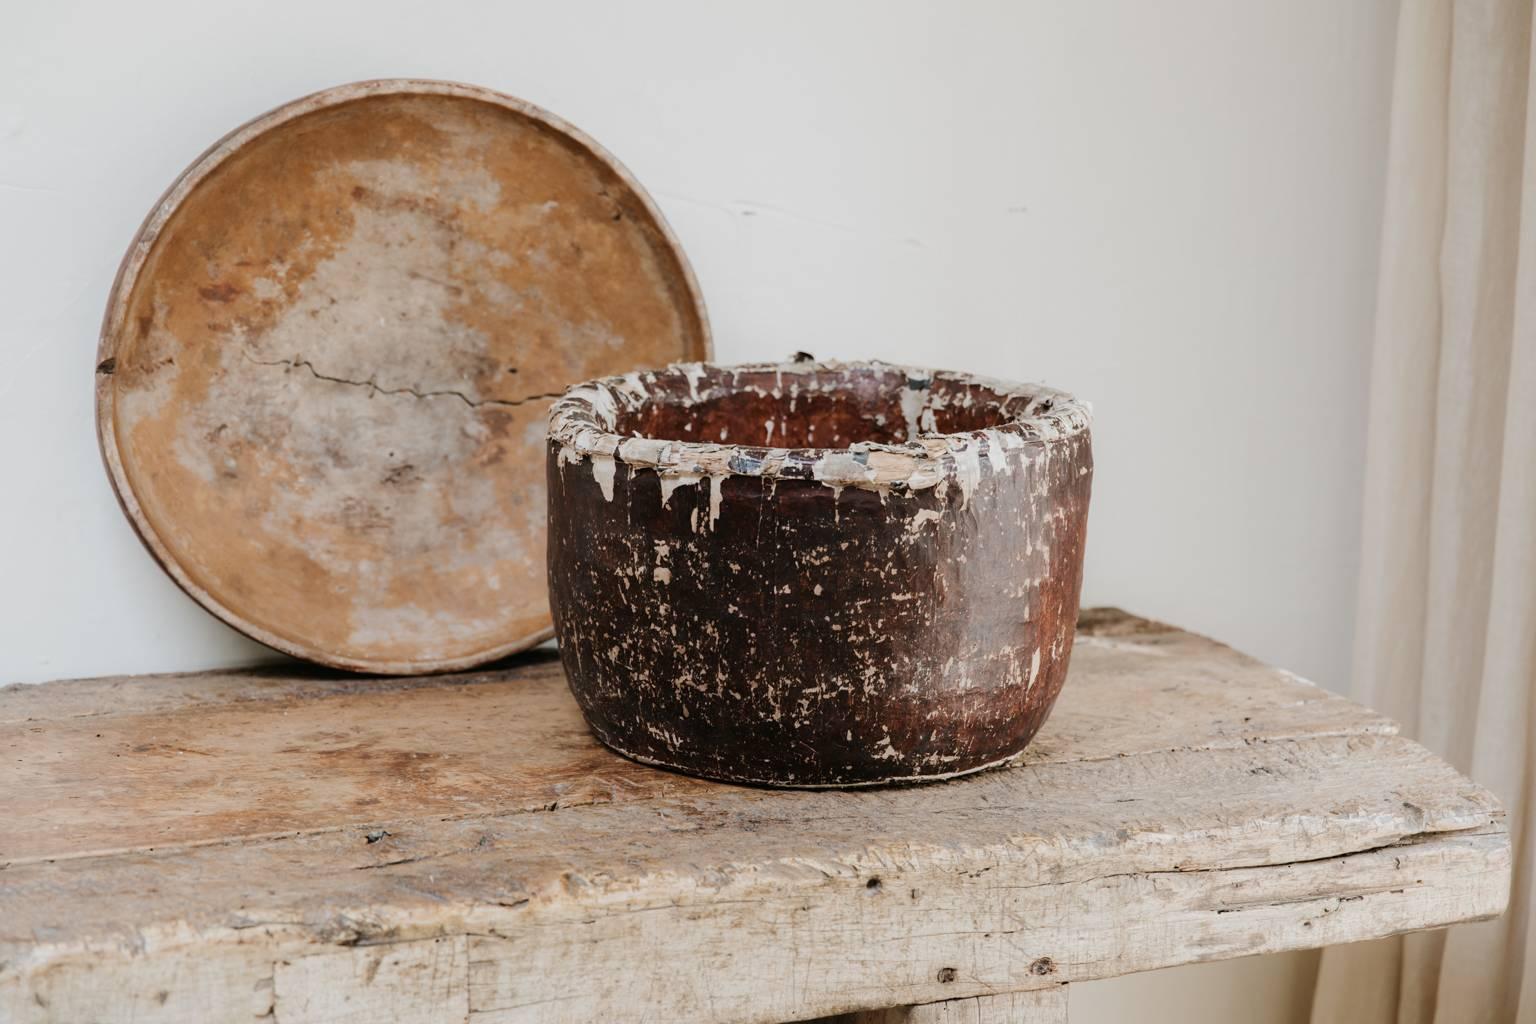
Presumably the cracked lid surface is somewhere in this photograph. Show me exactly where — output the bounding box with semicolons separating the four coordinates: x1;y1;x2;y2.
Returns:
96;80;710;673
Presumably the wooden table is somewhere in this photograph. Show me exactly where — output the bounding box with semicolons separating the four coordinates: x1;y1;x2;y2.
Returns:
0;610;1509;1023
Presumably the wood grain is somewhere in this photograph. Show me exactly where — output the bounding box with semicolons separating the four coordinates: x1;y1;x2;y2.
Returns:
275;936;469;1024
832;989;1068;1024
0;612;1387;864
0;611;1507;1024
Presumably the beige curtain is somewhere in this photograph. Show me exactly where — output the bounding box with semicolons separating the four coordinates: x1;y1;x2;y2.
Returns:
1310;0;1536;1021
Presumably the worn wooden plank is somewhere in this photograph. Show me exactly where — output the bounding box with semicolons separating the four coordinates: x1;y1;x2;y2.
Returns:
275;936;468;1024
0;612;1505;1024
458;806;1504;1023
0;734;1505;1023
0;832;1501;1024
0;611;1388;864
1;731;1493;942
0;649;562;724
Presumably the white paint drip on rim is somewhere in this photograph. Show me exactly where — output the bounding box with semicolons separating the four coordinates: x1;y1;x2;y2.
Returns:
590;455;616;501
898;382;928;442
660;472;702;508
547;360;1091;501
709;475;724;528
951;443;983;508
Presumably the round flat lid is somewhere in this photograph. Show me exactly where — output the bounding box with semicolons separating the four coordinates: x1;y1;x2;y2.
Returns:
96;80;710;673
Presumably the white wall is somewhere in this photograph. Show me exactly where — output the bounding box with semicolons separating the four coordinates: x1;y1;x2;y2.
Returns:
0;1;1397;1020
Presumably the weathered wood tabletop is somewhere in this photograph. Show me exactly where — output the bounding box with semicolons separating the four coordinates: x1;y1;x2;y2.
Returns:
0;610;1509;1024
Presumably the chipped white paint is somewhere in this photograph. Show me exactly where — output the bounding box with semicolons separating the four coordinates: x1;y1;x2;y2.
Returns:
681;361;708;401
909;508;944;532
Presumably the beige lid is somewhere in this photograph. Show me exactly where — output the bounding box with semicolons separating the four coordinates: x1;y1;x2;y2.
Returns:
96;79;710;674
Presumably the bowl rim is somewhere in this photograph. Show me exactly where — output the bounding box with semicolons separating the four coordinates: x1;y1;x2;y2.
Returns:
547;359;1091;490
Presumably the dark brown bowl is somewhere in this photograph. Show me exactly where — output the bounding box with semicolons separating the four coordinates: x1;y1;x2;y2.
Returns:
546;360;1093;787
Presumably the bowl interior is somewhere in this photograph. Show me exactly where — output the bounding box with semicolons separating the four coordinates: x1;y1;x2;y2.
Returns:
615;364;1025;449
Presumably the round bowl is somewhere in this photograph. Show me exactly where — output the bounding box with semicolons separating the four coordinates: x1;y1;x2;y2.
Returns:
546;360;1093;787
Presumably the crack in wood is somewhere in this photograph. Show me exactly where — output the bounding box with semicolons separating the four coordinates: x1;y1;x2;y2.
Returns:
241;352;564;410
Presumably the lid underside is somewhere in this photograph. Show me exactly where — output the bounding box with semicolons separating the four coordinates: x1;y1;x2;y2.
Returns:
97;81;710;673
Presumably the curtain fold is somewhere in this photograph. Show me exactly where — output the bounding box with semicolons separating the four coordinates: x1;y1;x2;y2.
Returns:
1311;0;1536;1021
